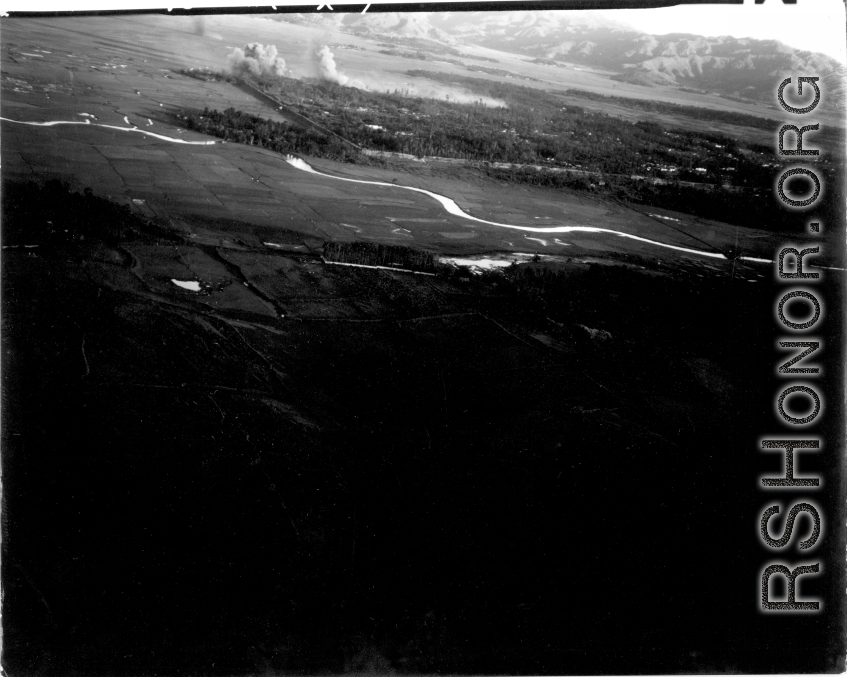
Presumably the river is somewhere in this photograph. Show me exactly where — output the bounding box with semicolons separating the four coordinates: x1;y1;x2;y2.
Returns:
283;155;773;264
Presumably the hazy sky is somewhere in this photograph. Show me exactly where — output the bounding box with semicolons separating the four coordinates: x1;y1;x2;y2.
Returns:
593;0;846;64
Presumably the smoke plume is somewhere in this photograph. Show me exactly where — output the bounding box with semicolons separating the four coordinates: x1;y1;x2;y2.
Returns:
227;43;287;79
315;45;358;87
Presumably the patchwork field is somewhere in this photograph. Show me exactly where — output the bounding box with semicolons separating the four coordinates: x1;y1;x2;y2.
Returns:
6;176;791;672
5;15;839;273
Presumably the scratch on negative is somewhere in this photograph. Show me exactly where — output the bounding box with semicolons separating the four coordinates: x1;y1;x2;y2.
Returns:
73;321;90;377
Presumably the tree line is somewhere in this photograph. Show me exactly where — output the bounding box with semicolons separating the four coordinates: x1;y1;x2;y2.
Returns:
323;241;438;272
184;107;362;163
248;70;775;185
562;88;778;130
176;69;841;232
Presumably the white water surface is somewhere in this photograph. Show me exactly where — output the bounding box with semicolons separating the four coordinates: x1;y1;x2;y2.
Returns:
440;257;518;270
171;279;202;291
1;116;218;145
322;258;435;275
283;155;769;263
0;123;796;268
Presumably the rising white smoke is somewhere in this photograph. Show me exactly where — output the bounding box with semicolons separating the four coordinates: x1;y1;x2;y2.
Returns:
314;45;363;88
227;43;287;79
315;45;347;85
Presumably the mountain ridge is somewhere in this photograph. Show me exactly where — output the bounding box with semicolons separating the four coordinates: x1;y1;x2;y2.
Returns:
280;11;845;103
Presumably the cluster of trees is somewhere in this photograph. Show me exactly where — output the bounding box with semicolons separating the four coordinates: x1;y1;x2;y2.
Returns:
464;65;541;82
378;49;432;61
606;175;796;232
1;180;158;245
481;165;596;191
323;241;438;271
251;70;779;185
480;165;795;231
562;88;778;130
180;68;231;83
177;69;840;232
184;107;362;163
564;87;846;153
400;70;771;179
531;58;566;67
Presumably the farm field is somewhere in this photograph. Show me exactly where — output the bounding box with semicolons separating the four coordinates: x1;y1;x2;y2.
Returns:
2;12;844;677
7;14;843;131
3;175;787;674
3;15;831;270
5;14;841;258
6;105;819;273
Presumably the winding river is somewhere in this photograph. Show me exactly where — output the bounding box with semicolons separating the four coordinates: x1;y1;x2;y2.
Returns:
0;116;217;145
0;116;801;267
283;156;773;264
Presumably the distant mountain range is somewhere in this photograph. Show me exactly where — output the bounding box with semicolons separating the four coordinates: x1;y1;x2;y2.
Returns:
281;10;845;103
